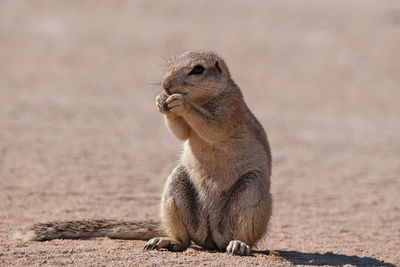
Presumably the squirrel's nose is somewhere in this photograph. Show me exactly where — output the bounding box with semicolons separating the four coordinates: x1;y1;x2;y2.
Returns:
162;76;173;95
162;77;172;90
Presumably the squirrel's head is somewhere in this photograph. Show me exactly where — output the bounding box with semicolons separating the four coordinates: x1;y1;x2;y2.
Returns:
162;51;232;102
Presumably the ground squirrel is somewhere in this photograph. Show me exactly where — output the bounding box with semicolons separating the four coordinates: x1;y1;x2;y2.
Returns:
14;51;272;256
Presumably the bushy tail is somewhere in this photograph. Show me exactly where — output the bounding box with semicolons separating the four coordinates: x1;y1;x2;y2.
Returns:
14;219;164;241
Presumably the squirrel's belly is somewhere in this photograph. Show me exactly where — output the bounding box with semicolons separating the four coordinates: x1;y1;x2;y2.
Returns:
185;193;229;251
189;211;221;251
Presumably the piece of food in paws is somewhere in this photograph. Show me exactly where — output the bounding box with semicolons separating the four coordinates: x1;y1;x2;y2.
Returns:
163;101;170;111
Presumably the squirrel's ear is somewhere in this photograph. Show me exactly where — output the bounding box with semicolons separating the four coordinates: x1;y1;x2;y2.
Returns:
215;60;222;74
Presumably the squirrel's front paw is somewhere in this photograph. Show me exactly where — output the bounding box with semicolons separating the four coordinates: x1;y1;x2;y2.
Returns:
156;93;169;114
165;94;189;115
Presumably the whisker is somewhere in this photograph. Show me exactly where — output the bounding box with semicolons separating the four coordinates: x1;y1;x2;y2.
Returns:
143;77;162;93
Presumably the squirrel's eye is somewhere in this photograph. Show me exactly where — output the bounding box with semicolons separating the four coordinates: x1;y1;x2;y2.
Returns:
189;65;205;75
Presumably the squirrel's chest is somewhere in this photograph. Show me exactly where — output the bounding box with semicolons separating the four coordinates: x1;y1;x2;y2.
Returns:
183;134;240;168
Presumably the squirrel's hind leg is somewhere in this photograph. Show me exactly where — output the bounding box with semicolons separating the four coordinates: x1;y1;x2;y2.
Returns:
145;165;198;252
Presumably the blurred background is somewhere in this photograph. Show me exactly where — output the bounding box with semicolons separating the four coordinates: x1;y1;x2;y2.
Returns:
1;1;399;265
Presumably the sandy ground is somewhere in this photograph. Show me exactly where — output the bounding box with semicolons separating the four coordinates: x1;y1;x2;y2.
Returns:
1;1;400;266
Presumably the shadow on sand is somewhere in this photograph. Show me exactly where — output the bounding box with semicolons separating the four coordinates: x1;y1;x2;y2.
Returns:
253;250;395;266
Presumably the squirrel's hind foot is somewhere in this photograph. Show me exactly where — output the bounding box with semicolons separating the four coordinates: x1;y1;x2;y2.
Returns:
144;237;187;252
226;240;251;256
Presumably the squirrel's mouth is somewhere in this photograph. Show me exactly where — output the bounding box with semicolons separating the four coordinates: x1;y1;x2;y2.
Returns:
164;88;186;96
164;88;172;95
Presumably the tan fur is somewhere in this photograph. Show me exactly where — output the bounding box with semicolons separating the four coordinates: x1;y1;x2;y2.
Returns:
15;51;272;256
